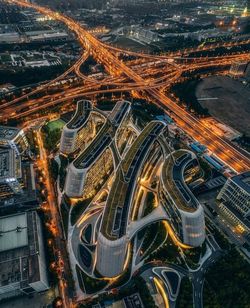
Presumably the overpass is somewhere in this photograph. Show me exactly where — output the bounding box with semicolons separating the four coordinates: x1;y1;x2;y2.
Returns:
8;0;250;174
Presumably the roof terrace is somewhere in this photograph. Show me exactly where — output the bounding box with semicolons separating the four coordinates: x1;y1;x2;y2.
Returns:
66;100;92;130
73;121;112;169
162;150;199;213
108;100;130;127
73;101;131;169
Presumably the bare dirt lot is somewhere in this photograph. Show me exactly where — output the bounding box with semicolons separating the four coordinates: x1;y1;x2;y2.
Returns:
196;76;250;136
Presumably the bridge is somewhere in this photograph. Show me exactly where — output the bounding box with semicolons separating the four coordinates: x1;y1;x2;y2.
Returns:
128;205;168;239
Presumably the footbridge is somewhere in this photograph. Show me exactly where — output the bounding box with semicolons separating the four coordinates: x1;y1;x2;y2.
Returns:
128;205;169;239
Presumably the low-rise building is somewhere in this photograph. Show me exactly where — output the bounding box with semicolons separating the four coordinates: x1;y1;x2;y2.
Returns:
0;211;49;301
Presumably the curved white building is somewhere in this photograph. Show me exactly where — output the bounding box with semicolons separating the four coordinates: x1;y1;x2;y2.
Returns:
160;150;205;247
64;101;131;199
96;122;166;278
96;233;129;278
60;100;93;155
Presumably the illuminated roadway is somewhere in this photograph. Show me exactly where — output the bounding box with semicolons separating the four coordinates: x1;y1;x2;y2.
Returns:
0;56;238;121
5;0;250;174
36;129;73;308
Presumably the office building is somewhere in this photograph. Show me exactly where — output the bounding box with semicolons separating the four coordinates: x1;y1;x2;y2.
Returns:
217;171;250;217
0;159;38;216
0;126;28;154
60;100;96;155
96;122;165;277
95;128;205;278
217;172;250;240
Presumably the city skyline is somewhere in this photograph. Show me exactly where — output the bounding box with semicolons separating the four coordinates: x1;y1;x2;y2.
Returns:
0;0;249;307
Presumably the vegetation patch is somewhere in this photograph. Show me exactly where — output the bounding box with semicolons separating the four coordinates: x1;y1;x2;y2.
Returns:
171;78;209;116
76;265;107;294
42;120;64;152
176;277;193;308
203;248;250;307
140;222;167;258
149;230;181;264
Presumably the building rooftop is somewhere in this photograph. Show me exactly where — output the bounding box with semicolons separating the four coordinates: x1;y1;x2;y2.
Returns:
66;100;92;130
0;213;28;252
0;126;20;141
121;122;163;176
0;162;38;215
101;121;165;240
222;201;250;231
108;100;130;127
0;212;41;289
162;150;199;213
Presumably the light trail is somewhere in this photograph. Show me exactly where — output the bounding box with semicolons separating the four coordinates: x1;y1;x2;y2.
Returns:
162;221;192;250
153;277;170;308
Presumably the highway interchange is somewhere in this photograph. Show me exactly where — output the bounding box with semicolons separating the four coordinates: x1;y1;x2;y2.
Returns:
3;0;250;175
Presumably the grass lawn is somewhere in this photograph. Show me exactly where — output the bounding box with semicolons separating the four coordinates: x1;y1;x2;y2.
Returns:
46;119;65;132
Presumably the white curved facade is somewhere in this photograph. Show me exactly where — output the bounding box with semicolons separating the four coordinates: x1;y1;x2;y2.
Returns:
160;150;205;247
96;233;128;278
96;122;165;278
60;127;78;155
64;163;87;197
180;205;205;247
59;100;92;155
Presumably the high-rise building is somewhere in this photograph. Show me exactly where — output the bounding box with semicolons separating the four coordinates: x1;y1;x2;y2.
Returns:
217;172;250;217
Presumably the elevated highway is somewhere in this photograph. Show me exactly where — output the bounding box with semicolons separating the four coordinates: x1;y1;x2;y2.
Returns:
5;0;250;175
